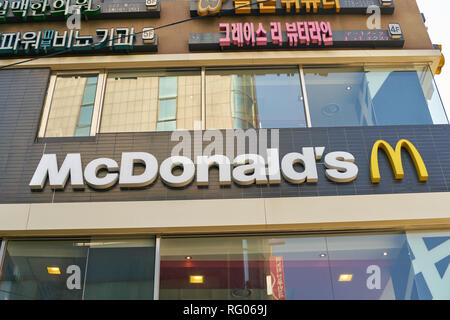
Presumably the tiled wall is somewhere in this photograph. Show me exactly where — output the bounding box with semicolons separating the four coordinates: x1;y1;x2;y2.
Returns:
0;68;449;204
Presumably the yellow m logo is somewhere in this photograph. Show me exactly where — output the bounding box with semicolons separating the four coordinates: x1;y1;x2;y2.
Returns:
370;139;428;183
198;0;224;16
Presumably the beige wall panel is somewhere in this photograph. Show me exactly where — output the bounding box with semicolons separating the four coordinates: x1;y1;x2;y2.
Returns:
0;50;442;74
0;192;448;236
264;193;450;229
25;198;266;231
0;204;30;231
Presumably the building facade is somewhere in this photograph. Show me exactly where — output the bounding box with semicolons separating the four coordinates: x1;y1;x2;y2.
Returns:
0;0;448;300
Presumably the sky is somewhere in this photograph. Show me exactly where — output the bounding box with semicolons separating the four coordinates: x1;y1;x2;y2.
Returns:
416;0;450;119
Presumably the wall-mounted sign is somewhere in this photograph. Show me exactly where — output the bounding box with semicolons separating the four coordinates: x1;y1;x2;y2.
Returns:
0;27;158;56
28;139;428;191
191;0;395;17
0;0;160;23
189;21;404;51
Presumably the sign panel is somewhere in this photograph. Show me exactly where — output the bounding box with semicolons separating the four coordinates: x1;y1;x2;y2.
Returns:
27;138;429;191
0;0;160;23
0;27;158;56
190;0;395;17
189;21;404;51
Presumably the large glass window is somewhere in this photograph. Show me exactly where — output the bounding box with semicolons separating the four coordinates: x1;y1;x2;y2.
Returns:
100;69;201;133
304;65;448;127
205;67;307;129
0;237;155;300
159;232;441;300
40;65;447;137
43;74;99;137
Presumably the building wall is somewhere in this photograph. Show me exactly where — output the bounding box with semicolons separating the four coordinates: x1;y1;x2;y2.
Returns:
0;1;448;237
0;0;434;53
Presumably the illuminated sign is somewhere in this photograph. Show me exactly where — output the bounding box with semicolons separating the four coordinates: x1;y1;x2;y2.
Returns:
189;21;404;51
0;0;160;23
28;139;428;191
370;139;428;184
218;21;333;48
191;0;395;16
0;27;158;56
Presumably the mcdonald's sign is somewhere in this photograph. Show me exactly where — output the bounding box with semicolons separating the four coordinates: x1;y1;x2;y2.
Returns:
436;44;445;75
370;139;428;184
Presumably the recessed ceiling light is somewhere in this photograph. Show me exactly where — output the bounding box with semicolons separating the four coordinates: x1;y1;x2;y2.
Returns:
338;274;353;282
322;103;340;116
47;266;61;275
189;275;204;284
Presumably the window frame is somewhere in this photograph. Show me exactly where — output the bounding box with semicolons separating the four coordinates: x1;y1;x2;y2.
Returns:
38;70;107;138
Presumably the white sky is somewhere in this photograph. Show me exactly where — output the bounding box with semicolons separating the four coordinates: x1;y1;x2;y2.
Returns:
416;0;450;119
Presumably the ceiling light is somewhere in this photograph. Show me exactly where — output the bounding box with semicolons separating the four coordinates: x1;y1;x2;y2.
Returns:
189;275;204;284
319;253;327;257
383;252;388;256
47;266;61;275
185;256;192;260
322;103;340;116
338;274;353;282
346;86;352;91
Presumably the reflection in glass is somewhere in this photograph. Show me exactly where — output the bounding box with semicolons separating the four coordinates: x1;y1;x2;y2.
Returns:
44;75;98;137
0;238;155;300
326;233;414;300
159;233;431;300
205;68;307;129
0;240;87;300
100;69;201;133
405;230;450;300
159;235;332;300
83;238;155;299
304;65;448;127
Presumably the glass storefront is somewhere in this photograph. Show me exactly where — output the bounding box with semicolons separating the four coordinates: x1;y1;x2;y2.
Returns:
0;231;447;300
159;233;415;300
0;237;156;300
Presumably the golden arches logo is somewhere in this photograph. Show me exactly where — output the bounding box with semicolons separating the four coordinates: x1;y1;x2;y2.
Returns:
198;0;224;16
370;139;428;184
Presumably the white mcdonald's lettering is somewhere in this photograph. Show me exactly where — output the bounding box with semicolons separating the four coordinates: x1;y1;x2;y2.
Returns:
28;148;359;190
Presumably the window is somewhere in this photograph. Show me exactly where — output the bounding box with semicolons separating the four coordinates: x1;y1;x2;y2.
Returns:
303;65;448;127
39;65;447;137
159;232;446;300
100;69;201;133
205;67;307;129
0;237;156;300
40;74;102;138
157;76;178;131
